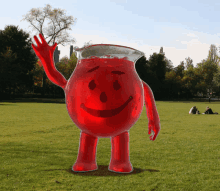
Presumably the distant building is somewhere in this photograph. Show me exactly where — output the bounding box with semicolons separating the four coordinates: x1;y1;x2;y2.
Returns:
70;45;73;58
54;47;60;64
159;47;165;56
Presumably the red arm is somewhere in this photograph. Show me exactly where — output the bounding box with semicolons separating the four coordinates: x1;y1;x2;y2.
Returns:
38;53;67;90
142;80;161;141
32;34;67;90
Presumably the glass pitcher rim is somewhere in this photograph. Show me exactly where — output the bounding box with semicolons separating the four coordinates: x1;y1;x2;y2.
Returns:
75;44;141;52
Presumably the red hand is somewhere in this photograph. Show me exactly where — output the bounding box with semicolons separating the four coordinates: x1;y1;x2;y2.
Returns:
32;33;57;62
148;120;161;141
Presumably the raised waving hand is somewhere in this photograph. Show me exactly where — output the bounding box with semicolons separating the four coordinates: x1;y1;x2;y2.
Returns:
32;33;57;61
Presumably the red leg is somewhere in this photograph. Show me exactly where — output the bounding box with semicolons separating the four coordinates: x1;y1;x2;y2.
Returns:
72;131;98;172
108;131;133;173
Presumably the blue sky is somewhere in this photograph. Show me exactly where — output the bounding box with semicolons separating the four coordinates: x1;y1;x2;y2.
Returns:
1;0;220;67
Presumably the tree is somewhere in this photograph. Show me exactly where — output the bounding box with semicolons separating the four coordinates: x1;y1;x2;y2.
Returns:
21;4;77;46
193;67;207;97
174;61;185;78
148;52;167;83
158;46;174;73
54;50;77;81
56;54;76;80
66;51;78;78
205;44;220;96
164;70;182;99
31;59;44;91
146;53;167;99
0;46;17;98
212;65;220;99
185;57;194;70
194;59;218;97
202;59;218;94
207;44;220;66
0;25;37;99
164;57;174;73
135;56;160;99
21;4;77;96
135;56;151;83
182;66;199;98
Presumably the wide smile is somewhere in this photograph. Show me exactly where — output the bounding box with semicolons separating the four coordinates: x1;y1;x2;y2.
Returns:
80;96;133;118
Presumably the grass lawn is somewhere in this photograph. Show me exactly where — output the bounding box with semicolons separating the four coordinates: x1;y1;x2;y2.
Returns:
0;100;220;190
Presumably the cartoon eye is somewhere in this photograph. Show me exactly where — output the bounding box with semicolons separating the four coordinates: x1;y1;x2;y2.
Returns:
89;80;96;90
113;80;121;90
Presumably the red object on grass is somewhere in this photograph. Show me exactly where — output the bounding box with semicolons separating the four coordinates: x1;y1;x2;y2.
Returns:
32;33;161;173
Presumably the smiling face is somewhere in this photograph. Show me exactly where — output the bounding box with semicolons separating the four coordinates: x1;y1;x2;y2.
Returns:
80;65;134;118
65;57;144;137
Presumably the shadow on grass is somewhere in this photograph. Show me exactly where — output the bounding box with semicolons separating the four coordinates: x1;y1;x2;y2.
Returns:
43;165;160;176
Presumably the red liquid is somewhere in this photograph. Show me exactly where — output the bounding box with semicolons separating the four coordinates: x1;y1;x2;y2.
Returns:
65;57;144;138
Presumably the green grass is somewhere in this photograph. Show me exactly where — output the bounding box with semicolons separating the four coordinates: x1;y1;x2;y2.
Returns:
0;100;220;191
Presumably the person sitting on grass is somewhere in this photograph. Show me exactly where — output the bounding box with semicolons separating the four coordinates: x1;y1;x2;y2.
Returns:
202;106;218;114
189;106;200;114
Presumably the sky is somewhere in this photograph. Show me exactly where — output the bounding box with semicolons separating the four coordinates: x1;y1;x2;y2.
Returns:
1;0;220;67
